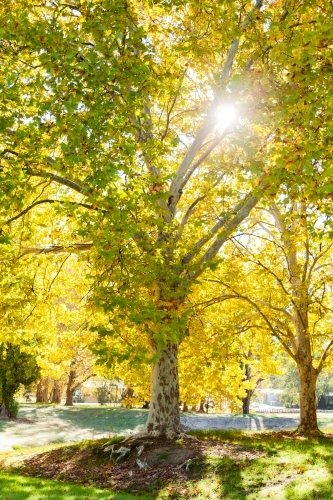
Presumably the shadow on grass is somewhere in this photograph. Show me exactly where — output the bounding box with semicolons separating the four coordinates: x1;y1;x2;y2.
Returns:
18;404;149;434
0;405;148;451
3;428;333;499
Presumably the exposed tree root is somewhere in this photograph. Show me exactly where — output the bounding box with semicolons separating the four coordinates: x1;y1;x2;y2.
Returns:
291;426;324;438
121;430;198;445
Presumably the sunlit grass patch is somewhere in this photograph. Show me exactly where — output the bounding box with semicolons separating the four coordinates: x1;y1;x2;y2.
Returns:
0;472;153;500
155;430;333;499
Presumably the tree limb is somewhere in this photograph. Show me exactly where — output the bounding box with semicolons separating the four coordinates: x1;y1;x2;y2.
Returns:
168;38;239;215
3;199;96;226
20;243;93;257
25;167;84;194
316;340;333;374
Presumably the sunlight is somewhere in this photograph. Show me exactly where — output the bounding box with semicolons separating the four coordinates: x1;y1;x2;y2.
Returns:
215;105;238;132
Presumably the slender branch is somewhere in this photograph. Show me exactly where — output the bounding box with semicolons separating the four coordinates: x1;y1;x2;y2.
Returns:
177;130;230;196
182;189;257;267
316;340;333;374
254;298;293;320
179;173;225;229
186;190;262;280
3;199;96;226
168;38;239;215
302;236;310;283
197;289;296;360
239;0;263;28
22;303;38;324
20;243;93;257
25;167;84;194
47;255;71;293
160;69;187;141
307;244;333;282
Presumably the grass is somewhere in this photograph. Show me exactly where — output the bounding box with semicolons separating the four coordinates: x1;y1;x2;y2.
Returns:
2;407;333;498
2;430;333;498
0;472;153;499
175;429;333;499
17;404;149;434
0;405;148;451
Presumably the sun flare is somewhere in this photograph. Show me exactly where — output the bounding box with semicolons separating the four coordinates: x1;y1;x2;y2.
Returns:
215;105;238;131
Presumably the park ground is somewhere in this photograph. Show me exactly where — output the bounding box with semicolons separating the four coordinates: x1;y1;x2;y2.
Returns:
1;405;333;499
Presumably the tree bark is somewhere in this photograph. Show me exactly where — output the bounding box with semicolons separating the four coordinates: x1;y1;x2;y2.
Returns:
198;400;206;413
242;389;253;414
51;379;62;404
36;378;49;403
297;363;319;435
145;342;182;437
65;370;76;406
182;402;189;412
0;401;9;418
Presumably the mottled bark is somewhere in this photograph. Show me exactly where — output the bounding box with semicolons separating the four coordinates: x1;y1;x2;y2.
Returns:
146;342;181;437
241;361;259;414
297;363;319;434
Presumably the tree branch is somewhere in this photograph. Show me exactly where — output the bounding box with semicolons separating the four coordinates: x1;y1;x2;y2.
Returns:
3;199;96;226
177;130;230;197
316;340;333;374
179;173;225;229
25;167;84;194
253;298;293;320
168;38;239;215
20;243;93;257
196;289;296;360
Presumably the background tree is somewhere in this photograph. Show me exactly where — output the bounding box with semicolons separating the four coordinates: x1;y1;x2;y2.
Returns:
0;343;40;417
211;198;333;434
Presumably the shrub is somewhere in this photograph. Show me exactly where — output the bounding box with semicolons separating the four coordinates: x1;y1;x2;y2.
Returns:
8;398;19;418
96;386;109;405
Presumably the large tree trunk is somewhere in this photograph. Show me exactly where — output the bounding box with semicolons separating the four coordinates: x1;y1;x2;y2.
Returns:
297;363;319;435
65;370;76;406
145;342;182;438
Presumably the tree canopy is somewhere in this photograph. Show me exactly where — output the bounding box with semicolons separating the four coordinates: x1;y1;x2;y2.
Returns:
1;0;333;435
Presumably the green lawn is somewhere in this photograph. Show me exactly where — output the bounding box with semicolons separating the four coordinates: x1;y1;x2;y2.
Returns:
0;472;153;500
184;430;333;500
0;405;148;451
2;430;333;499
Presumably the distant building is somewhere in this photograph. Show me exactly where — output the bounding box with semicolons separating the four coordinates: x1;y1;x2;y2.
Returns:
73;378;126;404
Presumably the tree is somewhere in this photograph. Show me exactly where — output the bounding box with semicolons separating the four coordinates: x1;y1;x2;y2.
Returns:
1;0;332;436
212;199;333;434
0;343;40;417
179;280;280;414
64;348;95;406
